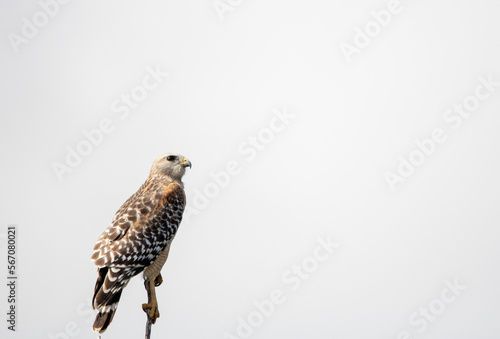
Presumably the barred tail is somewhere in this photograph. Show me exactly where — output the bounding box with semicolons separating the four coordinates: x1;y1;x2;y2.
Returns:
92;267;129;334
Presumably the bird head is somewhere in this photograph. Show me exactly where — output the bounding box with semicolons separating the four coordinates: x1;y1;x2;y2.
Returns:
150;153;192;181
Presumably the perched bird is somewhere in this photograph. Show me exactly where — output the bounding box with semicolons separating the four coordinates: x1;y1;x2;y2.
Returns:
90;153;191;334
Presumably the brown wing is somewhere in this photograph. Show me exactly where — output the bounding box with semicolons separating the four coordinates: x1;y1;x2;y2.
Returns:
91;181;185;270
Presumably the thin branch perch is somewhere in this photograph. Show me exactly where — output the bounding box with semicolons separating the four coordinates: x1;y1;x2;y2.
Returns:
144;279;153;339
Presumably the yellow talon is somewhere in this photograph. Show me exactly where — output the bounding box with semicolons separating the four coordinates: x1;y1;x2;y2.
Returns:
154;273;163;287
142;279;160;323
142;302;160;323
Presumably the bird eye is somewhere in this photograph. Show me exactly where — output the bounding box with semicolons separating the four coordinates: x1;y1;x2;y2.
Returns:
166;155;176;161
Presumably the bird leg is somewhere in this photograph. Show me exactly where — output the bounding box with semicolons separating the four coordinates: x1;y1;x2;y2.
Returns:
154;273;163;287
142;279;160;323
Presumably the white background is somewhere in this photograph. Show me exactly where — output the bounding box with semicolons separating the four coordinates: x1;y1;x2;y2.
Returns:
1;1;499;338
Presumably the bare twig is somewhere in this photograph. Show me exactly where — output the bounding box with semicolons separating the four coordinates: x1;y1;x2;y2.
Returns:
145;317;153;339
144;279;153;339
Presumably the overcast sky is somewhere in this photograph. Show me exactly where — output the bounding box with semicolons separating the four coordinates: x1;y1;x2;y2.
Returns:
1;1;500;338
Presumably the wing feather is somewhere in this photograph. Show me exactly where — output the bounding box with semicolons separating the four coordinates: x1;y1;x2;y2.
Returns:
91;181;185;269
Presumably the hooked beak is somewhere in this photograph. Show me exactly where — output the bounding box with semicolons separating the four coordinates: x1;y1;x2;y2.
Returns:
179;157;192;168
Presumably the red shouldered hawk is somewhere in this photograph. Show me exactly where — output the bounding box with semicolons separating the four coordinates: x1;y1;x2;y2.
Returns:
90;153;191;334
